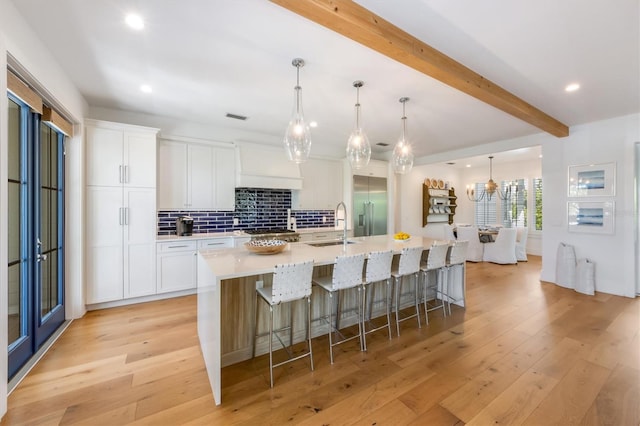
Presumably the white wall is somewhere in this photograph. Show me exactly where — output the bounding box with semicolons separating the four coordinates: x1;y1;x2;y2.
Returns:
540;114;639;298
1;0;88;417
397;162;460;238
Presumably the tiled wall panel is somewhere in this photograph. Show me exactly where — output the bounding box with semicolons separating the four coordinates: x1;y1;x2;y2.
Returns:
157;188;335;235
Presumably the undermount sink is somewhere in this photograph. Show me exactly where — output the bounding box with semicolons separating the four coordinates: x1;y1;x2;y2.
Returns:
306;240;356;247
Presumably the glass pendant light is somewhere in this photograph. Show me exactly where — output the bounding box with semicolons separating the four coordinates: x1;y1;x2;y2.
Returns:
346;80;371;169
284;58;312;163
392;97;414;174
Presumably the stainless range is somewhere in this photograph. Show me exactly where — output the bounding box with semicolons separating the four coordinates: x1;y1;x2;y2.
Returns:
244;228;300;243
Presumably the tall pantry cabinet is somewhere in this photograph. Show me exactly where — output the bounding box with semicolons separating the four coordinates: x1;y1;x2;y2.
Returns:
85;120;159;304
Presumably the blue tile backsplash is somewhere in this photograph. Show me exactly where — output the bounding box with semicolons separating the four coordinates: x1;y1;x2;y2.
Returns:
157;188;335;235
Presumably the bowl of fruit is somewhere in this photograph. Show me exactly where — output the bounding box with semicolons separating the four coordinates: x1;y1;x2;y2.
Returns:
394;232;411;241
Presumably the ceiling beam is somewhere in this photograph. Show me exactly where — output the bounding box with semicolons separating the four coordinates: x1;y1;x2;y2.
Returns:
270;0;569;138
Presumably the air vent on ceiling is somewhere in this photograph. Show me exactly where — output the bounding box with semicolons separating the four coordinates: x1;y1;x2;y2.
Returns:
376;142;390;147
226;113;248;121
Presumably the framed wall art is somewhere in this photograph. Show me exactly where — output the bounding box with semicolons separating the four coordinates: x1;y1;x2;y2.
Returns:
567;201;615;234
568;162;616;197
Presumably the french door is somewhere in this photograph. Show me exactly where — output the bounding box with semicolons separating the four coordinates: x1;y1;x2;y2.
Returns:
8;95;65;379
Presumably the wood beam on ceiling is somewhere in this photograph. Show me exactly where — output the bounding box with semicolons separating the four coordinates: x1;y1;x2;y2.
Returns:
270;0;569;138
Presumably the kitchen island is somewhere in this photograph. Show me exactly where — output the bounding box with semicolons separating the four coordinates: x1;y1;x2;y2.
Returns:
197;234;465;404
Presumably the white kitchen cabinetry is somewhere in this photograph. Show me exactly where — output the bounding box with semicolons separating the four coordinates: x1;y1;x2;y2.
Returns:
353;159;388;178
293;158;343;210
85;120;159;304
156;237;233;293
157;140;235;210
298;229;353;242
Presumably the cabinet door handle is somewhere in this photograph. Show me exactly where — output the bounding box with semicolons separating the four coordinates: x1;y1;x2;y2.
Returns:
168;245;189;249
119;165;123;183
119;207;124;225
205;242;225;246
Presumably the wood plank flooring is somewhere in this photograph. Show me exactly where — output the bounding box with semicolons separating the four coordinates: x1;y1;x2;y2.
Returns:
3;256;639;425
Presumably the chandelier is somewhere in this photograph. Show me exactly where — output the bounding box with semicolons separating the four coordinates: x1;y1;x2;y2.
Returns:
466;156;510;201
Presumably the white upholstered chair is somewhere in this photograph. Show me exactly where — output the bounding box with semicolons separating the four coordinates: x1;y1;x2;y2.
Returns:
515;227;528;262
254;260;315;388
482;228;518;264
456;226;484;262
313;253;366;364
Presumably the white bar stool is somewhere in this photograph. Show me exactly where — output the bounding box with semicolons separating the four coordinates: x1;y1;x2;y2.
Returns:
443;240;469;315
254;260;315;388
362;250;394;351
391;246;424;336
420;242;449;324
313;253;366;364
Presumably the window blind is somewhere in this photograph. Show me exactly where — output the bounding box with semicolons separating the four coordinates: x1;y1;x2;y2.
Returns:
474;182;496;226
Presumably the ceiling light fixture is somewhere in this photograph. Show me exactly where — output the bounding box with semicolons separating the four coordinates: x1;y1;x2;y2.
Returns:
346;80;371;169
125;13;144;30
284;58;312;164
565;83;580;92
392;97;414;174
466;156;510;202
140;84;152;93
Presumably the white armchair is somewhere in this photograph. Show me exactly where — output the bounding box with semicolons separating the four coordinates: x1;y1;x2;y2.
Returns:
482;228;517;264
515;227;528;261
456;226;484;262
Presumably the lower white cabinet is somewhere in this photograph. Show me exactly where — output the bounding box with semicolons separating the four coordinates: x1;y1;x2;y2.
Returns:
156;241;198;294
298;229;352;242
86;186;157;304
156;237;234;293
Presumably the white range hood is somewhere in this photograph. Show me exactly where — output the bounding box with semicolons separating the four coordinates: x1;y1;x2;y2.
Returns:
236;143;303;190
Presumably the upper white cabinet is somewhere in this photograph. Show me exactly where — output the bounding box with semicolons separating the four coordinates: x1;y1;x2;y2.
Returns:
86;121;157;188
352;159;388;178
293;158;344;210
85;120;159;304
158;139;235;210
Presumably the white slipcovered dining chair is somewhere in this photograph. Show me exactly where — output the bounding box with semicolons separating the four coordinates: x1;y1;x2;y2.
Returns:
313;253;366;364
515;227;528;262
254;260;315;388
456;226;484;262
482;227;518;264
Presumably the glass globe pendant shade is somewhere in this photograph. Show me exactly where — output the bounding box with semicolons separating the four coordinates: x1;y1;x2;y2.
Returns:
284;86;312;163
346;126;371;169
284;58;311;164
346;80;371;169
392;97;414;174
392;137;414;174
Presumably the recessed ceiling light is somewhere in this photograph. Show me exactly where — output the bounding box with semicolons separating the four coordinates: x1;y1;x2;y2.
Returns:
140;84;152;93
565;83;580;92
309;121;318;128
125;13;145;30
539;154;543;158
466;164;471;168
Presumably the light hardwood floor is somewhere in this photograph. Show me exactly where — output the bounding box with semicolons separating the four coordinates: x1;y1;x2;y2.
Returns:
2;256;639;425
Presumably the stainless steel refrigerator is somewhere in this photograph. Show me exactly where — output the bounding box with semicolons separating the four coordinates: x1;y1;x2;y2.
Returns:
353;175;388;237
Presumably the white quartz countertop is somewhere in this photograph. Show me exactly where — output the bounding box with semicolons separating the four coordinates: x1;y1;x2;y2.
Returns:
198;234;442;280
